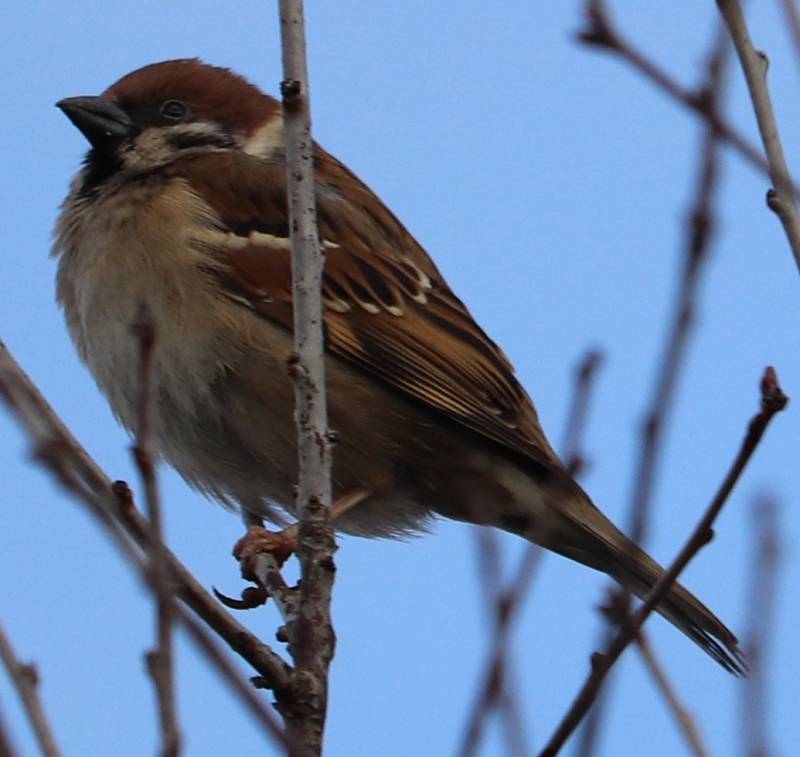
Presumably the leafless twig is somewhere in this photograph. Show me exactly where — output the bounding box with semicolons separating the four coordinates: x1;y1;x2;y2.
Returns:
130;306;180;757
576;22;731;756
717;0;800;272
277;2;335;754
540;366;788;756
636;633;709;757
459;349;605;757
742;495;782;757
0;342;289;749
777;0;800;67
577;0;800;199
0;623;60;757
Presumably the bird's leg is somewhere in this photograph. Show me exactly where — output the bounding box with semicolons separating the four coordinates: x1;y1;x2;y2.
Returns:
216;489;371;611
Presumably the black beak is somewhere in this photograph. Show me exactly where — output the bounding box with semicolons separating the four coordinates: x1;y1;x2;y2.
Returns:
56;96;134;146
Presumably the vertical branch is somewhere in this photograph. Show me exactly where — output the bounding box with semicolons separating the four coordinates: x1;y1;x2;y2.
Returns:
277;2;335;755
131;307;180;757
717;0;800;271
0;623;60;757
742;496;782;757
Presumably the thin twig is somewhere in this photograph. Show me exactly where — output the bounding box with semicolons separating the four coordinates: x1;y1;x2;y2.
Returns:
717;0;800;272
174;609;288;748
576;24;731;756
562;350;605;477
0;342;290;748
539;366;788;756
131;306;180;757
577;0;800;199
635;633;709;757
277;2;335;755
0;700;18;757
0;623;60;757
777;0;800;68
458;349;605;757
742;495;782;757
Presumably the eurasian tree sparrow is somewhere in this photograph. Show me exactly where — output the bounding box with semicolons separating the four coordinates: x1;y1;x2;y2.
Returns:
54;59;744;674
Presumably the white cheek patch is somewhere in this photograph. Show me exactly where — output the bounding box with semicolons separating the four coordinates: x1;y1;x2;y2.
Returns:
244;118;285;158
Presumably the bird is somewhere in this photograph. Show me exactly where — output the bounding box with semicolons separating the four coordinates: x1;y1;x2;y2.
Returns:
53;58;745;674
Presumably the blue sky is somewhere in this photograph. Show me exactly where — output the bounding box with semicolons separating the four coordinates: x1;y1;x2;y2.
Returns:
1;3;798;756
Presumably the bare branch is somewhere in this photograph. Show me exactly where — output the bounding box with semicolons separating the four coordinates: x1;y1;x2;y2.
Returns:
130;306;180;757
577;0;800;198
717;0;800;272
459;349;605;757
277;2;335;754
540;366;789;756
561;350;605;477
576;24;731;755
636;633;709;757
742;495;782;757
0;342;291;747
0;622;61;757
777;0;800;68
0;700;19;757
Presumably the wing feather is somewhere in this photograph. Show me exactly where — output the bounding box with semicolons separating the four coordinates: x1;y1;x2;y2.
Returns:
173;148;559;469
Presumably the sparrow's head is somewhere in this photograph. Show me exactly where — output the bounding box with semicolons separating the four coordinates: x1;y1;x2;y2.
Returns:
57;59;282;191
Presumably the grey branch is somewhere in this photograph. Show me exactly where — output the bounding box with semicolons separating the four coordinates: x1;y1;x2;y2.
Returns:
0;341;289;749
0;622;61;757
540;367;788;756
716;0;800;272
277;2;336;755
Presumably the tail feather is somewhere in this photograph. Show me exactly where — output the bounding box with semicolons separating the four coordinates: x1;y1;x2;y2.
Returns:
528;489;747;675
612;552;747;676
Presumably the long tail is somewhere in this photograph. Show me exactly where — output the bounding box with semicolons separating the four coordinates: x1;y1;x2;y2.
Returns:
524;485;747;675
592;537;746;675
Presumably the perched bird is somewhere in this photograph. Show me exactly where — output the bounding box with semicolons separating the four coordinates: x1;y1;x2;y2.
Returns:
54;59;744;674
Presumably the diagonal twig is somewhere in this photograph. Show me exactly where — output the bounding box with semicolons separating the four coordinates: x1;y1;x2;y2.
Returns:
0;622;60;757
635;632;709;757
576;21;731;756
577;0;800;200
0;341;290;749
458;349;605;757
716;0;800;272
540;366;788;756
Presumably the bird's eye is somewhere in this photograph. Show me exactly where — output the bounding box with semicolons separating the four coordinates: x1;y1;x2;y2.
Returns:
159;100;188;122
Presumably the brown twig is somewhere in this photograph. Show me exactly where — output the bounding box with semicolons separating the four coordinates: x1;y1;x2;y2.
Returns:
130;306;180;757
636;633;709;757
0;342;290;748
562;350;605;477
0;702;18;757
277;2;335;755
717;0;800;272
778;0;800;67
458;349;605;757
539;366;788;756
575;24;731;756
577;0;800;199
0;622;60;757
742;495;782;757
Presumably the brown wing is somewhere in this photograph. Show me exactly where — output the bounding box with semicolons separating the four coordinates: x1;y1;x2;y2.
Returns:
174;148;559;468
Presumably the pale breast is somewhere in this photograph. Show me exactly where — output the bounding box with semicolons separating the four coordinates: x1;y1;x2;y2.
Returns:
54;175;249;429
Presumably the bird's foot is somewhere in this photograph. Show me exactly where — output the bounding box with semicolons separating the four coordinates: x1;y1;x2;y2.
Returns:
214;489;371;611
